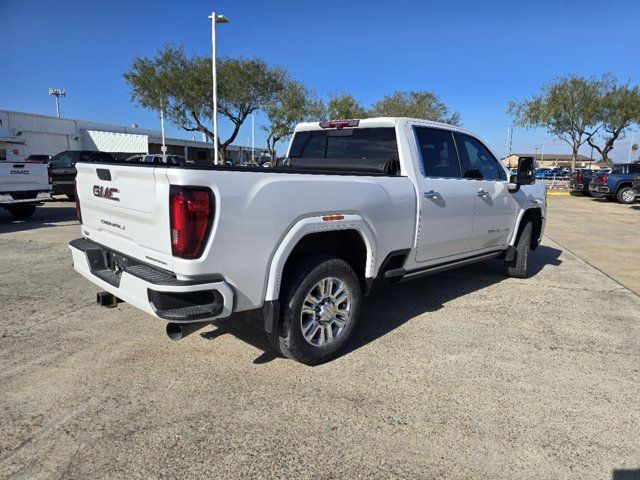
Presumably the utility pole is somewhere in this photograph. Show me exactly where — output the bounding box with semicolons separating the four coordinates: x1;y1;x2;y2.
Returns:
160;100;166;153
628;131;635;163
48;88;66;118
208;11;230;165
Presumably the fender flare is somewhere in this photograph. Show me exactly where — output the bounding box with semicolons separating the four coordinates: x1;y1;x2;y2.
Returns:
264;214;377;302
509;205;544;246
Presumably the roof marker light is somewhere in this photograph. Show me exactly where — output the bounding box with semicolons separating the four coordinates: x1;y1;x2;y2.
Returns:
319;120;360;129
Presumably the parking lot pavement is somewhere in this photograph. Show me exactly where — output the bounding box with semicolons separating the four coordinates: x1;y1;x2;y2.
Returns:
544;194;640;295
1;202;639;479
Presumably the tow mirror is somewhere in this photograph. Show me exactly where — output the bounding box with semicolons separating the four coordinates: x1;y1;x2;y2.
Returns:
508;156;535;192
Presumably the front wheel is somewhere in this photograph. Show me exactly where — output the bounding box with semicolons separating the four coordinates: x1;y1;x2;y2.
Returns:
504;221;532;278
269;254;361;365
7;204;37;220
616;186;636;204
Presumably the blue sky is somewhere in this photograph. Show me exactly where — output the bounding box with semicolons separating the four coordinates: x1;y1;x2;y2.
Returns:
1;0;638;160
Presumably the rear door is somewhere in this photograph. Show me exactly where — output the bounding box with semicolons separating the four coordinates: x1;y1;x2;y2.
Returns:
454;132;517;250
49;151;77;193
413;126;477;263
75;162;174;268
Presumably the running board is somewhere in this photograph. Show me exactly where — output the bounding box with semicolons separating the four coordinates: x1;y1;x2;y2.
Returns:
385;251;503;283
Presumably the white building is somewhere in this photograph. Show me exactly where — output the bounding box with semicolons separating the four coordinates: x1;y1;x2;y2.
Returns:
0;109;268;165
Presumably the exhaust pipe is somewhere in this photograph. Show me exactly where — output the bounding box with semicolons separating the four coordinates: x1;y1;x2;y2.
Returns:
166;322;209;341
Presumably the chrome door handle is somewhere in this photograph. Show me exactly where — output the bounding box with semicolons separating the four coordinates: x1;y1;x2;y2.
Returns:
424;190;441;199
477;189;490;198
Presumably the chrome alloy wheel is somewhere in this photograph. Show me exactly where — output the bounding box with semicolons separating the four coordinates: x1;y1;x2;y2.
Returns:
621;188;635;203
300;277;352;347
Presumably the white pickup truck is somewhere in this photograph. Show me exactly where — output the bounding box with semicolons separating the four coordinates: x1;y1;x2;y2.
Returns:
69;117;546;364
0;161;51;219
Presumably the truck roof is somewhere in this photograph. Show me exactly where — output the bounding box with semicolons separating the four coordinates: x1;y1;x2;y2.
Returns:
294;117;472;134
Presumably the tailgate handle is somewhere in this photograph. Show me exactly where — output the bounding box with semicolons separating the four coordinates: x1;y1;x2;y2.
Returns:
96;168;112;181
12;164;25;168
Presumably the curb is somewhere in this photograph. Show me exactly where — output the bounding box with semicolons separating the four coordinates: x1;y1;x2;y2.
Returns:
547;191;570;196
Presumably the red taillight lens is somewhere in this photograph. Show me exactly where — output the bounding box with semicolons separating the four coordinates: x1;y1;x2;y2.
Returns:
577;172;583;182
319;119;360;129
602;173;608;184
74;181;82;224
47;166;53;184
170;186;213;259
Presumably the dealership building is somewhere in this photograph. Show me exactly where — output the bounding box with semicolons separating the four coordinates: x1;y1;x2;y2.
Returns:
0;109;268;165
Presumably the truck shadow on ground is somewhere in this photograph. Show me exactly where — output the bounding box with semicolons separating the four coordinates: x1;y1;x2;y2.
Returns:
201;245;563;365
0;205;77;234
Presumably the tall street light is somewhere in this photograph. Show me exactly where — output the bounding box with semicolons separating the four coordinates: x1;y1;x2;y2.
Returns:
251;113;255;163
48;87;66;118
208;11;230;166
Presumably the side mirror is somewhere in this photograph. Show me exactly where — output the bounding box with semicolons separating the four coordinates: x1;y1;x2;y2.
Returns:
508;156;535;192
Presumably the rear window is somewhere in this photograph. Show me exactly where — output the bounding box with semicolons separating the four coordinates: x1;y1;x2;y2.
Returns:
289;128;398;161
611;165;624;174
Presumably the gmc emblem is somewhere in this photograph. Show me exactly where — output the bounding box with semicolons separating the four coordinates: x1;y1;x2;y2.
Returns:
93;185;120;202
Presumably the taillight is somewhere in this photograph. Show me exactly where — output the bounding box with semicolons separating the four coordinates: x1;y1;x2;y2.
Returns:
602;173;608;184
74;180;82;224
170;186;213;259
577;171;583;182
47;166;52;184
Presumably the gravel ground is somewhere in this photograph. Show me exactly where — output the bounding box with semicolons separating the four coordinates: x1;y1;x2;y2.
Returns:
0;200;638;479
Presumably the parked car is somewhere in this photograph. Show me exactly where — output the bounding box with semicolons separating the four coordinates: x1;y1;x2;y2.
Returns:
589;163;640;204
0;160;51;219
48;151;115;200
25;154;52;163
631;174;640;197
535;169;550;179
69;117;546;364
569;169;600;196
125;154;193;166
542;169;570;180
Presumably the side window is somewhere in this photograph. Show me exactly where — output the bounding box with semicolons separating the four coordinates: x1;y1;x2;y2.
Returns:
50;152;73;167
414;127;461;178
629;164;640;174
455;133;506;181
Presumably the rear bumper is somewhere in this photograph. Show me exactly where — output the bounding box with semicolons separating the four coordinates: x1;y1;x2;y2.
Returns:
69;238;234;323
0;191;51;205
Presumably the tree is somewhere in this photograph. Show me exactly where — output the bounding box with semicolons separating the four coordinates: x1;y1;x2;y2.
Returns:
586;81;640;165
263;79;325;163
124;45;285;162
370;90;461;125
327;94;368;119
508;75;604;170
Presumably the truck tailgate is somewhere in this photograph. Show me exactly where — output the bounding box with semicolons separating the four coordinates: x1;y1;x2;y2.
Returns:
0;162;50;193
75;162;175;270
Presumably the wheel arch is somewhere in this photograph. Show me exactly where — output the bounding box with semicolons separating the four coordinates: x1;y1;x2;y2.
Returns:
264;215;376;302
510;207;544;250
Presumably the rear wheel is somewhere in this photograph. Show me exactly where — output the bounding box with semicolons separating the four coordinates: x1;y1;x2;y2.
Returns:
504;221;532;278
66;193;76;201
269;254;361;365
616;186;636;204
7;204;37;220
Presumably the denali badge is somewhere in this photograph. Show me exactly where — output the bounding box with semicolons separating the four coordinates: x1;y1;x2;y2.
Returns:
93;185;120;202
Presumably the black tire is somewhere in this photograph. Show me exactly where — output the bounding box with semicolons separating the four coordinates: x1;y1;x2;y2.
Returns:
269;254;361;365
616;186;636;204
504;221;532;278
605;195;617;202
7;204;37;220
66;193;76;201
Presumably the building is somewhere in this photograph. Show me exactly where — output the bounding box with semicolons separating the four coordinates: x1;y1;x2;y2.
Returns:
503;153;596;169
0;109;268;165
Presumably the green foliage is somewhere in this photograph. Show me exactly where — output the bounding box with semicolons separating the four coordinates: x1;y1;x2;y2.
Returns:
263;79;325;161
327;94;368;119
508;74;640;168
124;45;285;160
370;91;461;125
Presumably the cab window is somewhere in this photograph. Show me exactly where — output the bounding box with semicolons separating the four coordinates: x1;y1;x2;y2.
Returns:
454;133;506;180
414;127;461;178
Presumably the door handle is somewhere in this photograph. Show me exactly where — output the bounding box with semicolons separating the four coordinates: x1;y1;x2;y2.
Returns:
424;190;441;199
476;189;490;198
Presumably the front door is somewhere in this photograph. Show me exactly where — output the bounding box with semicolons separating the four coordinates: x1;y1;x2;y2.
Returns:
413;127;477;263
454;132;517;250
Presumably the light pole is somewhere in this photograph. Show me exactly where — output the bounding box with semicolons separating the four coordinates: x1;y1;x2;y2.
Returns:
160;100;166;153
48;88;66;118
251;113;255;163
628;131;636;163
208;11;230;165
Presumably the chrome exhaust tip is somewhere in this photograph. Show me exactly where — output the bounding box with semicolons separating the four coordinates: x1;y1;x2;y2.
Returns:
166;322;208;341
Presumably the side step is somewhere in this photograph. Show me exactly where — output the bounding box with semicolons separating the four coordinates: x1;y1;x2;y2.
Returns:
384;250;503;282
